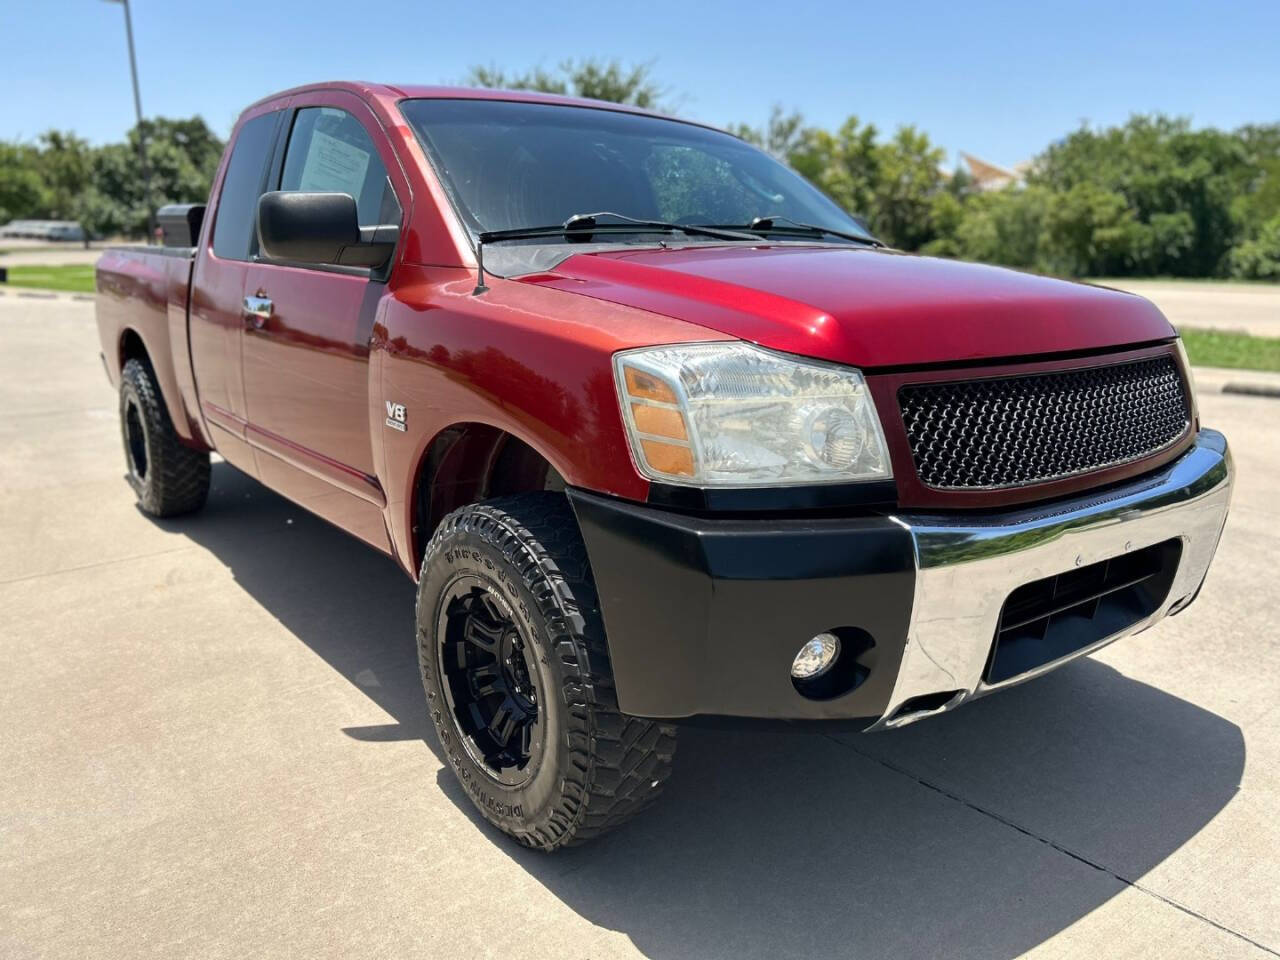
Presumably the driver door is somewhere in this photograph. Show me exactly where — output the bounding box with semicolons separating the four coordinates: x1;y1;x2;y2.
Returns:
239;94;405;550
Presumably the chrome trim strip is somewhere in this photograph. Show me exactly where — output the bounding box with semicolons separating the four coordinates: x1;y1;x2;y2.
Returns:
867;429;1232;731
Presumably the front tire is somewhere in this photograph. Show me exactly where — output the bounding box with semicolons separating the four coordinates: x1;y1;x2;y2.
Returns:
119;358;210;517
417;493;677;850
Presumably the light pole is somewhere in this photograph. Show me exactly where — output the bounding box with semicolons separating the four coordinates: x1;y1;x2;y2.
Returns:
105;0;155;243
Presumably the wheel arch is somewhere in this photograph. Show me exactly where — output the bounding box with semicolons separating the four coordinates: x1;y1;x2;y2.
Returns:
408;420;568;571
115;324;209;450
118;326;151;374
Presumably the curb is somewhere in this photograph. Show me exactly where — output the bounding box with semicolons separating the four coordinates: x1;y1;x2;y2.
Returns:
1223;382;1280;400
0;286;95;302
1193;365;1280;401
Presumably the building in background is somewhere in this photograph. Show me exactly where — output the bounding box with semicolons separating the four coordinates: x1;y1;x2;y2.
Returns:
958;152;1029;191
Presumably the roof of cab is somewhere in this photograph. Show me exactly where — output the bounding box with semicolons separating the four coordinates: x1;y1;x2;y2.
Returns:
240;81;722;133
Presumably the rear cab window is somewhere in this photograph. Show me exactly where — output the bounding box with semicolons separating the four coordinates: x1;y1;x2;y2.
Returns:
211;111;279;261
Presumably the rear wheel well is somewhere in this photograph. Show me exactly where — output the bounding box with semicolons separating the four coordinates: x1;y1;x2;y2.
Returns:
120;328;150;374
411;424;566;569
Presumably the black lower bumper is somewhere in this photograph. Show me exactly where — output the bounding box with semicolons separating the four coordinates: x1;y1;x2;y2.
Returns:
567;490;917;722
567;430;1232;728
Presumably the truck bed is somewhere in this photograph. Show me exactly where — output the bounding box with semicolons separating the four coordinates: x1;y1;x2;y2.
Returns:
95;245;209;447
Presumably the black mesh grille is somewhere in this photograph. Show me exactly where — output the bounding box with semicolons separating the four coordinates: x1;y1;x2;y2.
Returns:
899;355;1190;490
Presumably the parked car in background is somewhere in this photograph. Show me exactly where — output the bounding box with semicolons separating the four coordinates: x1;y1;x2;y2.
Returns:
95;82;1233;851
46;222;86;242
0;219;86;241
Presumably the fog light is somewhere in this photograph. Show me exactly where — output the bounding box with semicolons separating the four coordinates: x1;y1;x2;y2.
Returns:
791;633;840;679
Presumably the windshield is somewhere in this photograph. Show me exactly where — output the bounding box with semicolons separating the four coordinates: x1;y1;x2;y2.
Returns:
399;98;872;242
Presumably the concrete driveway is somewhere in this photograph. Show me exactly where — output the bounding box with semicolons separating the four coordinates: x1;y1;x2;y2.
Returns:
2;296;1278;959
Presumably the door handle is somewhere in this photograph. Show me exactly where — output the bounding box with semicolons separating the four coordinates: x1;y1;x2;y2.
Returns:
242;294;272;328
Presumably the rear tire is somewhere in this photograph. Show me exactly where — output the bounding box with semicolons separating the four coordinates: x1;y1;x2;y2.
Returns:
417;492;677;850
119;358;210;517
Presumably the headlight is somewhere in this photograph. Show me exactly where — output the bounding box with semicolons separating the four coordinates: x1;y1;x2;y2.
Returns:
613;342;891;487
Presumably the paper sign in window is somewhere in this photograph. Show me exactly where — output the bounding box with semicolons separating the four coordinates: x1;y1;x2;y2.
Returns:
297;131;371;199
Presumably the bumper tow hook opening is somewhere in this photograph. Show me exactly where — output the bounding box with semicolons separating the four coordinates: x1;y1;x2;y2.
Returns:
886;690;964;726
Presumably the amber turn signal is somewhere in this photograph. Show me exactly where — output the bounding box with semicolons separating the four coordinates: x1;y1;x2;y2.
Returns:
639;439;695;477
631;403;688;440
624;366;679;405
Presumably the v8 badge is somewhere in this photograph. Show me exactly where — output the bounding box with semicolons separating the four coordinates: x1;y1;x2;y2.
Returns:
385;401;407;432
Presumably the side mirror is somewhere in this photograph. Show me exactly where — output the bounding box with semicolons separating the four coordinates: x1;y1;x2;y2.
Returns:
256;191;397;269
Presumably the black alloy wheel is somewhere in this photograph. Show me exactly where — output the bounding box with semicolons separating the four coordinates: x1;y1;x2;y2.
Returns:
123;394;149;483
117;358;210;517
416;493;678;849
436;576;545;788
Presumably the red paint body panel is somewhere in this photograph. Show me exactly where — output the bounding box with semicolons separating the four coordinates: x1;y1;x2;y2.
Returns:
187;96;288;469
94;82;1189;581
95;247;210;448
377;265;727;568
237;252;393;551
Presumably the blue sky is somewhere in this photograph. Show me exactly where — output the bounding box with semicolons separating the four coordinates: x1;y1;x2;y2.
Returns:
3;0;1277;167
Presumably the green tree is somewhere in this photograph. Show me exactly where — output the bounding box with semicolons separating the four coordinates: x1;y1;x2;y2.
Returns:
466;58;667;108
0;116;222;238
1029;115;1249;276
0;141;49;222
920;191;966;258
788;117;881;225
938;185;1049;269
728;105;807;160
83;116;224;237
82;142;142;237
872;125;945;249
784;118;946;248
34;130;96;220
468;63;567;96
1232;123;1280;254
1039;181;1137;275
1229;214;1280;280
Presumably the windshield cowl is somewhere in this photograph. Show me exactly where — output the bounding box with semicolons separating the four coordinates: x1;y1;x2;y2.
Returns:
478;235;877;281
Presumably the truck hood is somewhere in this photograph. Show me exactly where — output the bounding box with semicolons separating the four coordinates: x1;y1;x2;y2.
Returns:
519;245;1175;368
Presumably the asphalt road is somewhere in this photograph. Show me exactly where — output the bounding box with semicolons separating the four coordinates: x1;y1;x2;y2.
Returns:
2;296;1278;959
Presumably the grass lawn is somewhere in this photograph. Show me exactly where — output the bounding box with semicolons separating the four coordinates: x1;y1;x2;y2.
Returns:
2;264;96;294
1180;327;1280;373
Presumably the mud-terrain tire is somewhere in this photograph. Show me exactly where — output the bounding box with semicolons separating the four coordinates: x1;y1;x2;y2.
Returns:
119;358;210;517
417;492;677;850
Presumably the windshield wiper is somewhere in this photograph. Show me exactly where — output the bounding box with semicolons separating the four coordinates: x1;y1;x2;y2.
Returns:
472;212;759;294
706;215;884;248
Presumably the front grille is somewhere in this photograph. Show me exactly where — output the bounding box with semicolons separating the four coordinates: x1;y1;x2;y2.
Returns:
985;539;1181;684
899;355;1190;490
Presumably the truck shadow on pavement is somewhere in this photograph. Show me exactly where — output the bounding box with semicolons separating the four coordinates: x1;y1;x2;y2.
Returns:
172;463;1245;960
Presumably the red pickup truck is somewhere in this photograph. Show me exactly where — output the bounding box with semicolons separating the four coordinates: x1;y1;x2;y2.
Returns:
96;82;1233;850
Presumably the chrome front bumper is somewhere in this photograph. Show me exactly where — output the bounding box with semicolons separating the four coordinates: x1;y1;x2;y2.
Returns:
868;429;1233;730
